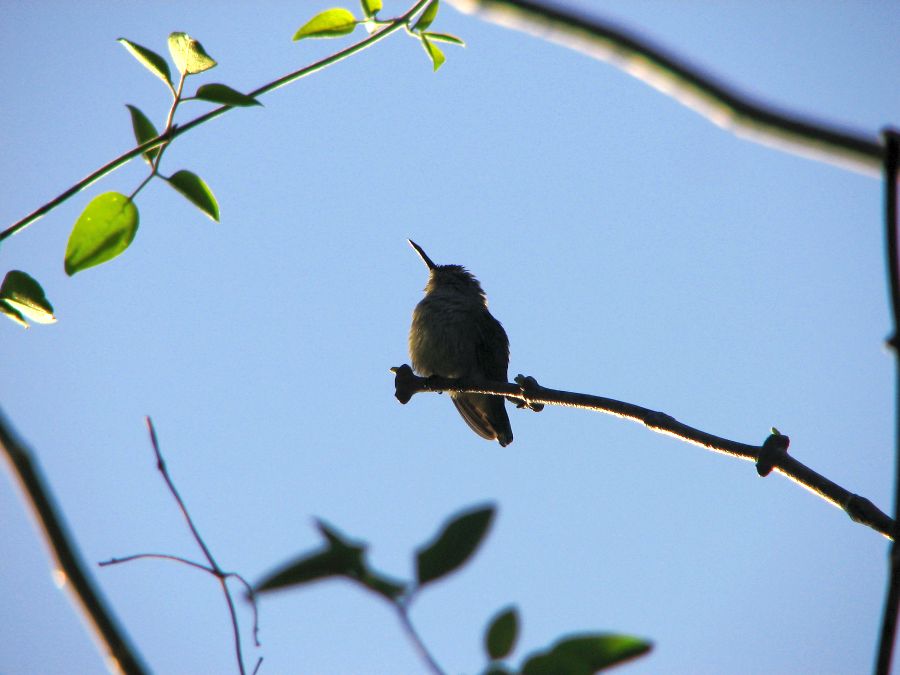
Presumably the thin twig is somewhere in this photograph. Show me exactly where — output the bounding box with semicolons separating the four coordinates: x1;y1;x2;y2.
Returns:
391;365;894;539
446;0;883;175
395;601;447;675
876;129;900;675
0;409;149;675
0;0;433;243
142;417;252;675
99;551;262;648
100;553;216;574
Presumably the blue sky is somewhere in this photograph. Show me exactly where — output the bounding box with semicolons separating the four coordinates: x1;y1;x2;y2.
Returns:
1;2;898;674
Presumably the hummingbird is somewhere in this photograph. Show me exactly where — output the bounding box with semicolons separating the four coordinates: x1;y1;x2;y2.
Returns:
407;240;513;447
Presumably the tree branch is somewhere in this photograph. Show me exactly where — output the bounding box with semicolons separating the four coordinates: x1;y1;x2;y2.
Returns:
391;365;894;539
876;128;900;675
446;0;883;176
0;409;148;675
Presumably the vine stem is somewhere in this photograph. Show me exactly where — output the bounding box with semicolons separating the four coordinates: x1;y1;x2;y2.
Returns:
875;129;900;675
395;601;447;675
0;0;433;243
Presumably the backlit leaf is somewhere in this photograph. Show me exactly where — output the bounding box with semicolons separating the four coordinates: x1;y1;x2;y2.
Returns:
360;0;382;18
166;170;220;221
65;193;139;276
195;83;261;107
125;105;161;163
117;38;172;89
423;31;464;46
0;271;56;324
420;34;445;71
293;8;358;40
168;32;217;75
413;0;439;32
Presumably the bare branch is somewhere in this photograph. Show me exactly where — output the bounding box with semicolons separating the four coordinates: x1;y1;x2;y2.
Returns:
391;365;894;539
0;409;149;675
876;128;900;675
447;0;883;176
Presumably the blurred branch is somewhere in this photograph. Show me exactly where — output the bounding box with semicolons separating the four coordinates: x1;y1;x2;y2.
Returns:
876;129;900;675
447;0;884;176
0;0;433;243
0;409;149;675
391;364;894;539
100;417;261;675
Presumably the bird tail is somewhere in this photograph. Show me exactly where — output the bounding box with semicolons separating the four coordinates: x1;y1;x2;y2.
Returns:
451;392;513;447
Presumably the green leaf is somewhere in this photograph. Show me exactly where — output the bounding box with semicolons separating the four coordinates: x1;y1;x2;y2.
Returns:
195;83;261;107
64;192;139;276
168;32;217;75
413;0;439;32
485;606;519;660
117;38;172;89
423;31;464;46
360;0;382;18
0;300;27;328
125;105;161;164
256;519;366;593
0;271;56;325
293;8;358;40
420;34;445;71
166;170;220;222
416;503;495;586
521;634;652;675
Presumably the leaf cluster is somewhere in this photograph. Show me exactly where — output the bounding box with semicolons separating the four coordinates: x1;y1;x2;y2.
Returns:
254;503;650;674
294;1;464;72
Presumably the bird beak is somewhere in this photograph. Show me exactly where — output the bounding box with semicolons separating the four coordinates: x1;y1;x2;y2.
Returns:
408;239;436;270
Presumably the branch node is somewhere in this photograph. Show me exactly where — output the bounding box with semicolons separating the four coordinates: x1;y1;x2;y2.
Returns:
514;374;544;411
391;364;418;404
756;430;790;477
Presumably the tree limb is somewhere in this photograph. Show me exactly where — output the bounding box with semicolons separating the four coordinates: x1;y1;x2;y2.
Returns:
391;365;894;539
447;0;883;176
0;409;148;675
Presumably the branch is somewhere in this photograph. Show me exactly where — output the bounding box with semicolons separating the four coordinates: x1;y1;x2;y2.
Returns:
0;408;149;675
446;0;884;176
0;0;433;243
142;416;257;674
876;128;900;675
391;365;894;539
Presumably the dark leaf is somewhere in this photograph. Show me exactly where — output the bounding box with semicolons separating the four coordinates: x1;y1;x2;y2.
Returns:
486;606;519;660
416;503;495;586
522;633;652;674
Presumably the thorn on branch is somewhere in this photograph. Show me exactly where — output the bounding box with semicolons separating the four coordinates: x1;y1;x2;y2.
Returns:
756;430;790;477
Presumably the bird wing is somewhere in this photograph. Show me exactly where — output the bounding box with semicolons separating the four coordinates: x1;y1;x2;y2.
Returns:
474;310;510;381
452;393;499;441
